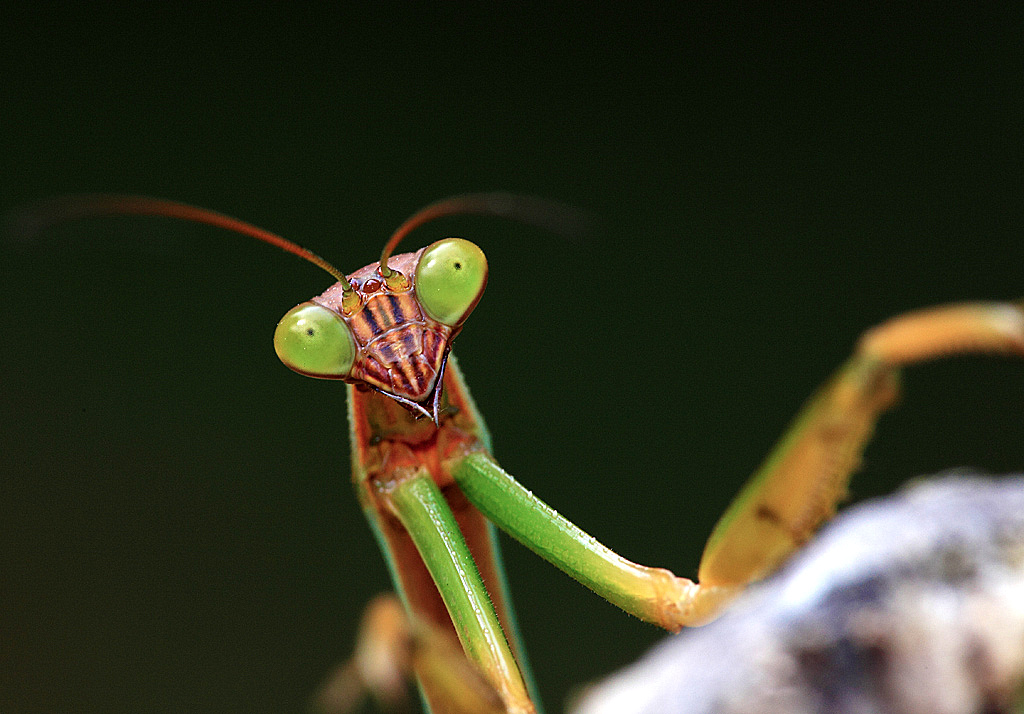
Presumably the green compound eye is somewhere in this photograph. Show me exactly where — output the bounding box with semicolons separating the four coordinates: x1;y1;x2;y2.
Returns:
414;238;488;326
273;302;356;378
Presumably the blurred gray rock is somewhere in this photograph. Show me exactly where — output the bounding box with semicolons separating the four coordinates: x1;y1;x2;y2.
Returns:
571;475;1024;714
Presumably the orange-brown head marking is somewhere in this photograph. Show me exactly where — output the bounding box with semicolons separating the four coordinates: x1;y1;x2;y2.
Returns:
274;239;488;423
314;250;455;406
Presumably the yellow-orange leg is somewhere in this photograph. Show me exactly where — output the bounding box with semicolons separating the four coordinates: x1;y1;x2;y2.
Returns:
312;594;508;714
696;301;1024;605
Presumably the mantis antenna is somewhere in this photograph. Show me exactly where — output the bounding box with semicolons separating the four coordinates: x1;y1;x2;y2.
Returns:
378;192;590;279
16;194;353;290
18;192;588;299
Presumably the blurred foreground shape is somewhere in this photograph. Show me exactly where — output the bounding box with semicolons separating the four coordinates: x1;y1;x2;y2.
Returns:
572;475;1024;714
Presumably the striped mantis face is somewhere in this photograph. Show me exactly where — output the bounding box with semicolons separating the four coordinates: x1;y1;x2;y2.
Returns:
273;238;488;421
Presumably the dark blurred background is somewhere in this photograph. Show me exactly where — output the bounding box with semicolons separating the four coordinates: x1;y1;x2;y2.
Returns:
2;6;1022;713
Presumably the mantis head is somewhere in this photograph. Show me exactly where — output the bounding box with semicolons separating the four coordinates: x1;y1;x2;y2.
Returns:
273;230;489;422
271;192;583;421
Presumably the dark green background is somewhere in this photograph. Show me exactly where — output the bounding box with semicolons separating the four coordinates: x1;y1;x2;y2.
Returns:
3;7;1022;713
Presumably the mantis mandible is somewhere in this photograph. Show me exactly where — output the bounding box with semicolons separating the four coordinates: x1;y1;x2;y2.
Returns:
37;194;1024;714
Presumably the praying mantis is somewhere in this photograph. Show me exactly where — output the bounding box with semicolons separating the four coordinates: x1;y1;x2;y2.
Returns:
33;194;1024;714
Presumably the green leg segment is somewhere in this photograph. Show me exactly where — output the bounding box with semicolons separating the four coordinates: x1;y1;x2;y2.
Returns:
447;452;733;630
385;473;536;714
